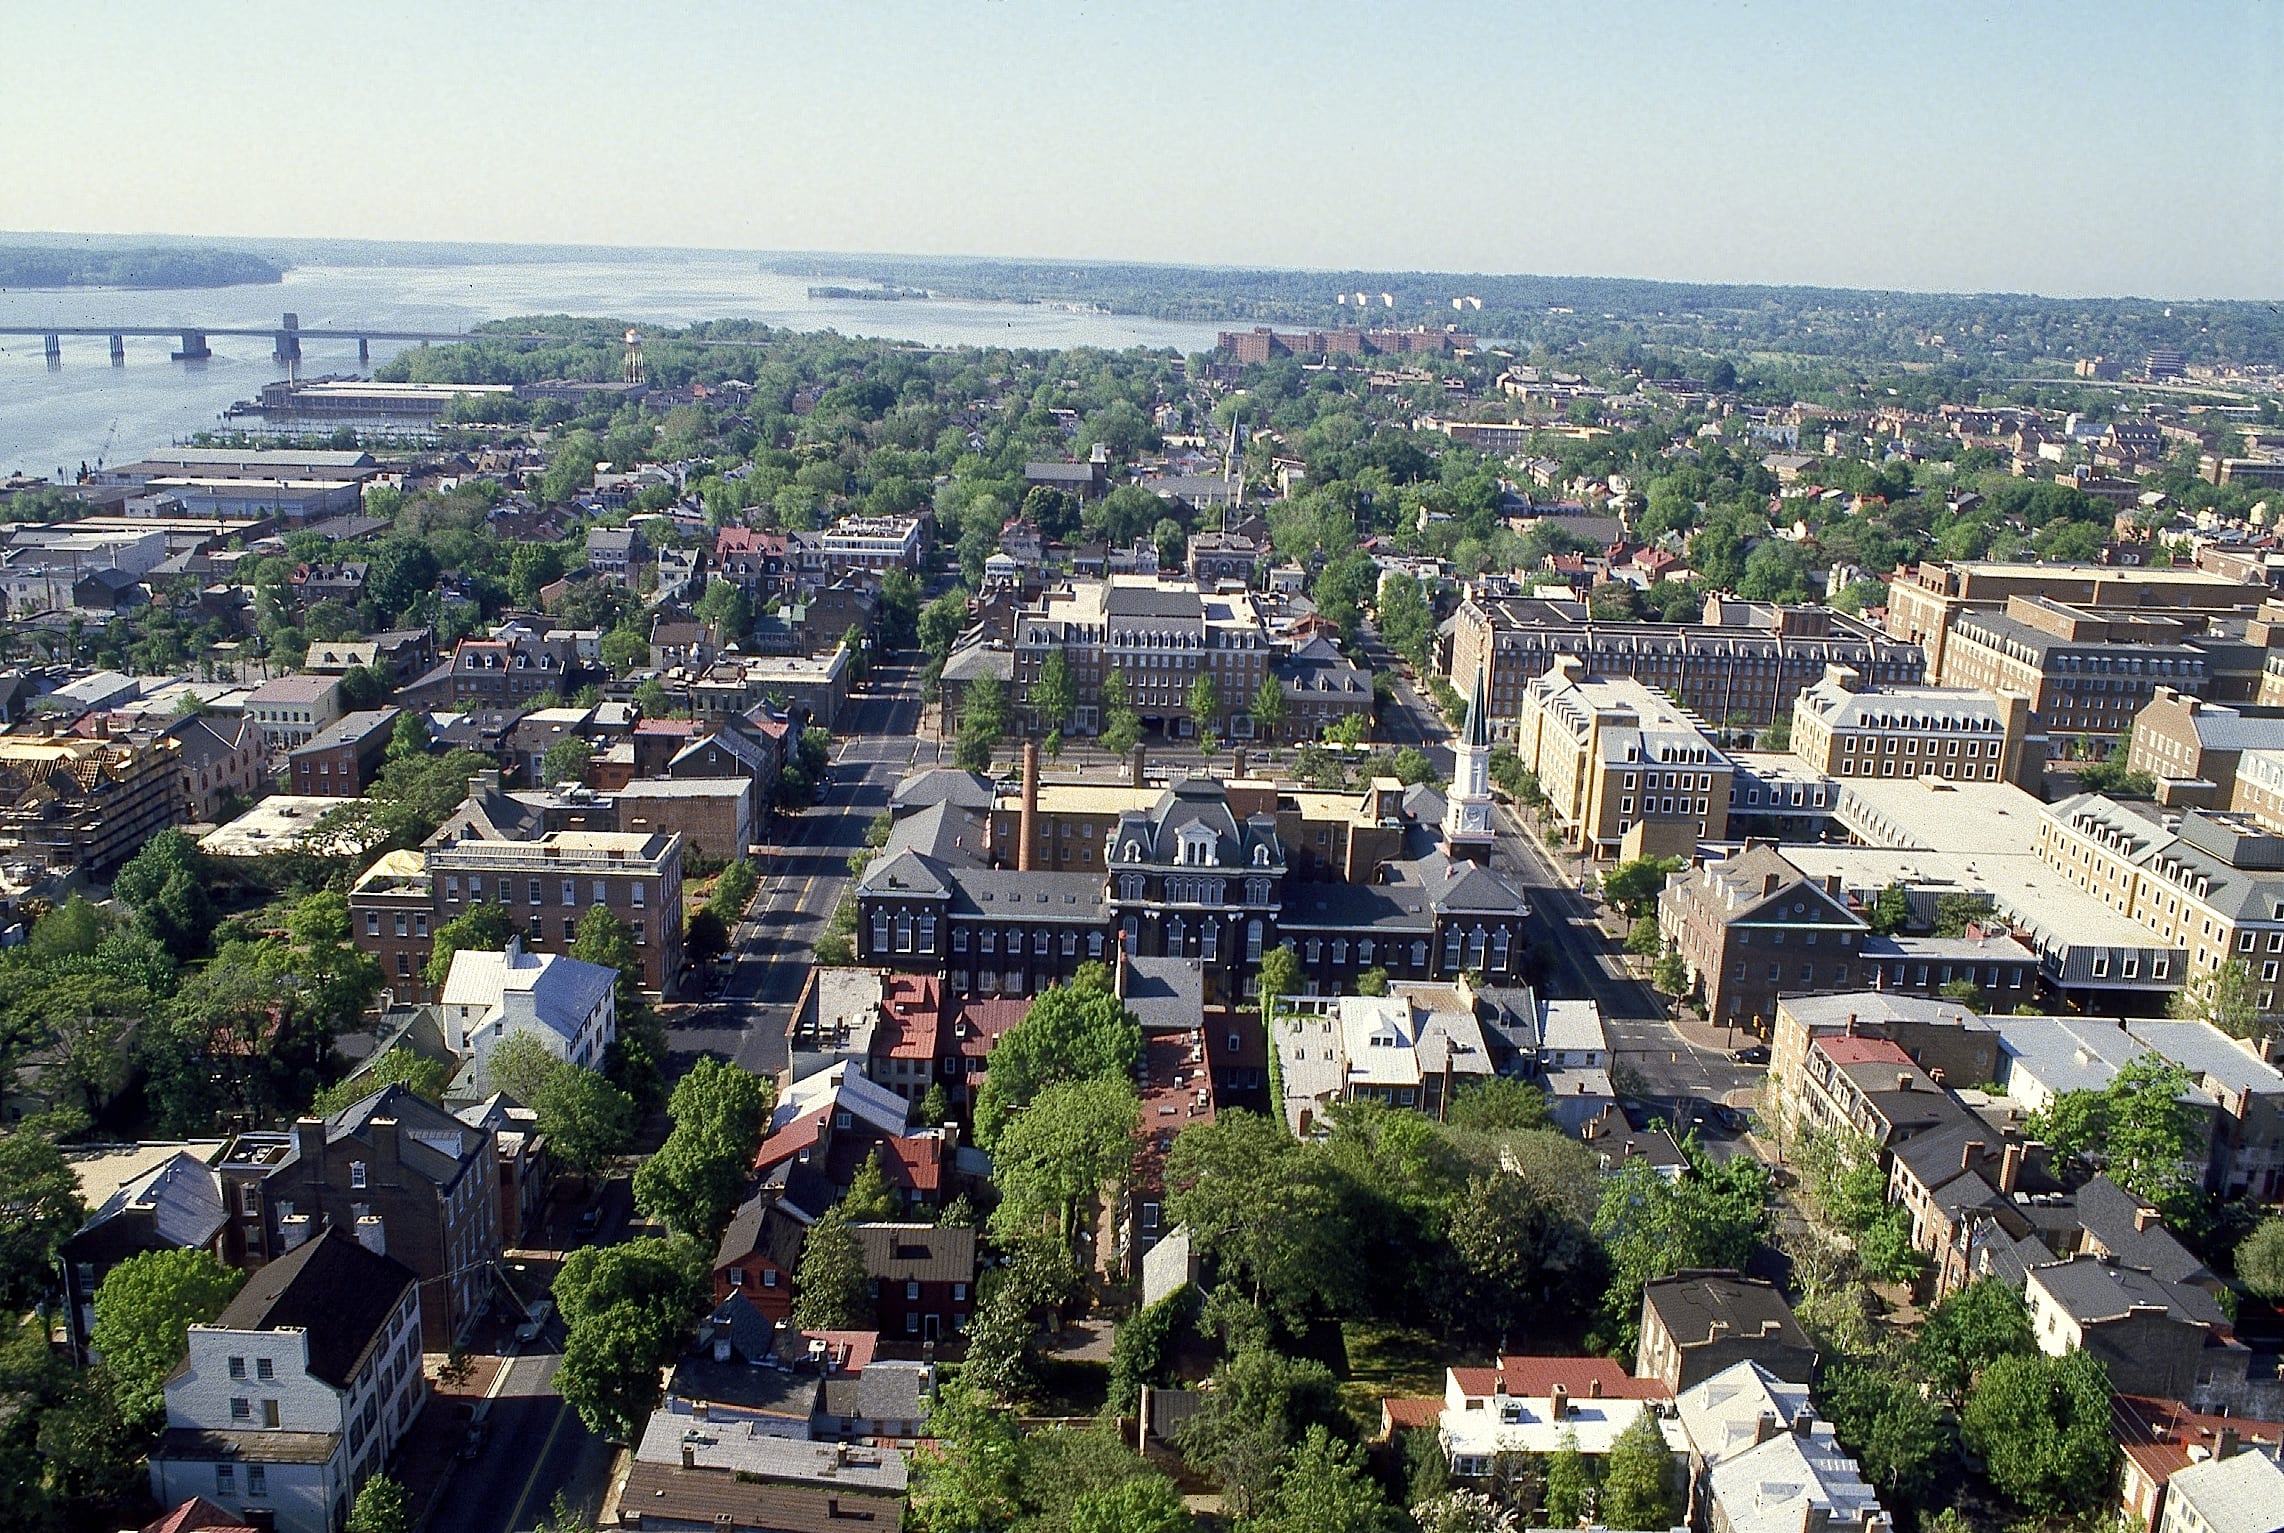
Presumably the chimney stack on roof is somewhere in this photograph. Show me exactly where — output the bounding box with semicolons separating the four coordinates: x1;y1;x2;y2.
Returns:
2000;1142;2023;1195
1549;1384;1569;1420
1962;1140;1985;1171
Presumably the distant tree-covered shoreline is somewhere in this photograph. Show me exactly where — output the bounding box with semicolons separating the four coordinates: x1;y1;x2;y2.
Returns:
0;245;283;290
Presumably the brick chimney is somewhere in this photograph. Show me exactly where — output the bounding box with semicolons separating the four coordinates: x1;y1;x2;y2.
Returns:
1232;746;1247;779
1763;872;1782;897
2216;1427;2241;1460
1548;1384;1569;1420
2134;1205;2159;1233
1962;1140;1985;1171
293;1116;326;1179
1999;1142;2023;1195
1756;1410;1782;1444
1017;740;1039;873
369;1116;400;1170
1792;1408;1816;1438
1130;744;1147;788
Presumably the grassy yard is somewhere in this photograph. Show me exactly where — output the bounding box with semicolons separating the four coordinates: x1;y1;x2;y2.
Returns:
1336;1320;1464;1426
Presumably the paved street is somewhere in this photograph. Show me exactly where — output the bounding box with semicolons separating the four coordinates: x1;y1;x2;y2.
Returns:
669;660;930;1081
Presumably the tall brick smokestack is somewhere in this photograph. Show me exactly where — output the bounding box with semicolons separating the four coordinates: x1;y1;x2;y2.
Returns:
1018;740;1040;873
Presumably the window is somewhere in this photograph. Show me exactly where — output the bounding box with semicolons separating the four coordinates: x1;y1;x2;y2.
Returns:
592;880;608;904
632;883;645;908
256;1357;273;1381
763;1270;779;1288
263;1399;280;1428
563;879;576;905
365;911;381;936
247;1466;266;1497
230;1396;252;1421
350;1161;367;1189
215;1466;235;1496
229;1356;247;1380
240;1183;259;1216
905;1280;920;1301
728;1268;745;1286
953;928;969;953
529;878;543;906
906;1314;920;1334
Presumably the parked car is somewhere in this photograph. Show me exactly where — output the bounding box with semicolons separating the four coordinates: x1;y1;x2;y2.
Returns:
1730;1044;1771;1065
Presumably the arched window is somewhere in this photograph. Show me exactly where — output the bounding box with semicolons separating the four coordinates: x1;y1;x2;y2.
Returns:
870;912;890;952
919;915;938;954
1466;927;1487;968
1490;928;1510;968
893;912;913;953
1412;940;1428;968
1246;920;1265;961
1359;939;1375;965
1167;916;1186;953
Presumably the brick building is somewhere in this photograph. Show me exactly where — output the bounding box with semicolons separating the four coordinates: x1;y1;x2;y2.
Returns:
213;1086;500;1348
287;708;400;797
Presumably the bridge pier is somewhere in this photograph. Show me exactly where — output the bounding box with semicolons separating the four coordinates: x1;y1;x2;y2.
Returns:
44;333;61;366
173;330;210;361
110;334;125;366
358;337;369;365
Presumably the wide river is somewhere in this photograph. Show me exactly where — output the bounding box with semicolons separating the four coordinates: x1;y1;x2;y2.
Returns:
0;253;1224;480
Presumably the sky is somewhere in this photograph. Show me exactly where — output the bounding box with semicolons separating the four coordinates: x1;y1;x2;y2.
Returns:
2;0;2278;300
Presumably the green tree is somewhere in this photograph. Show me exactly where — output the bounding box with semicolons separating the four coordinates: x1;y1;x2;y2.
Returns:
1653;948;1691;998
2027;1053;2205;1227
1376;573;1433;667
909;1377;1024;1533
631;1059;771;1238
554;1236;708;1442
1071;1473;1189;1533
972;976;1143;1149
1187;670;1223;747
1249;1424;1395;1533
346;1474;411;1533
0;1118;86;1314
1174;1347;1350;1517
793;1202;871;1331
1593;1152;1773;1353
955;672;1008;774
1543;1429;1591;1529
918;589;970;660
1251;674;1289;743
541;735;594;786
111;829;214;961
600;625;649;676
2172;957;2262;1040
1624;917;1662;957
840;1148;903;1222
90;1247;245;1426
1960;1350;2116;1516
1600;856;1683;918
546;1066;638;1174
694;578;753;641
424;901;519;989
2234;1216;2284;1301
1354;965;1389;996
1914;1278;2039;1403
988;1076;1141;1242
1031;649;1076;733
1820;1355;1950;1505
1445;1077;1553;1133
1599;1408;1679;1530
1164;1112;1361;1326
311;1048;452;1116
1866;883;1911;936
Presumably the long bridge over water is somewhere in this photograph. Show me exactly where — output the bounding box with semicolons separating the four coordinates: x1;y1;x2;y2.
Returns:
0;312;782;365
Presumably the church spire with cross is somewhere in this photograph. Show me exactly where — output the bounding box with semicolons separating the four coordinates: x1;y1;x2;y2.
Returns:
1442;662;1496;863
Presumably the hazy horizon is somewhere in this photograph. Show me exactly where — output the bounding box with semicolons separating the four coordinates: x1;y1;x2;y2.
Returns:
3;0;2280;302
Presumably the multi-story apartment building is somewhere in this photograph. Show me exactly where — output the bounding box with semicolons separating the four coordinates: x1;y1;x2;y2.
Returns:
856;770;1531;1003
1884;559;2256;678
1790;664;2037;791
214;1087;498;1349
1661;845;1867;1034
287;707;400;797
585;526;650;584
244;674;343;752
424;829;684;995
2130;688;2284;810
2229;748;2284;833
1514;657;1734;860
787;516;923;586
2036;798;2284;1028
1451;592;1922;734
1008;575;1274;741
1939;597;2216;748
149;1228;425;1533
0;732;186;877
165;710;267;823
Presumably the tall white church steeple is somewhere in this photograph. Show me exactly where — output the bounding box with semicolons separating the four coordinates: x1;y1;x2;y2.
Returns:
1443;663;1496;863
